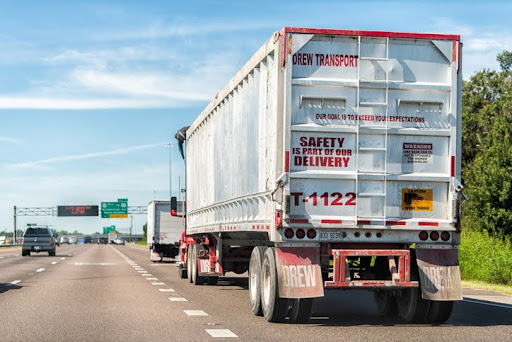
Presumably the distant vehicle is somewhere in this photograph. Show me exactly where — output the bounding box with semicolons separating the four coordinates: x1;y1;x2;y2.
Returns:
22;227;56;256
60;236;69;244
97;237;108;244
114;238;125;245
68;236;78;244
147;200;184;262
53;232;60;246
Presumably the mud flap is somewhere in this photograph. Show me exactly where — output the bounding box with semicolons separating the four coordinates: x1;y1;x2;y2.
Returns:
416;248;462;301
275;246;324;299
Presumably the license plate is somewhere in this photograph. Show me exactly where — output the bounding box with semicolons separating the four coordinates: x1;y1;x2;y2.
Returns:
34;246;41;250
319;231;342;241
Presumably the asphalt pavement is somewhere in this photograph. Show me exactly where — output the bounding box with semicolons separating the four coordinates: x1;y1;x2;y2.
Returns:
0;244;511;342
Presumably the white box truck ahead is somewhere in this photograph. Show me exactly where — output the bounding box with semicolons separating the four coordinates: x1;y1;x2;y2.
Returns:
147;200;184;262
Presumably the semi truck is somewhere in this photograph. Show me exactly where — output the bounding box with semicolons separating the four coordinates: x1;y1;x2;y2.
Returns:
172;27;463;324
147;200;184;262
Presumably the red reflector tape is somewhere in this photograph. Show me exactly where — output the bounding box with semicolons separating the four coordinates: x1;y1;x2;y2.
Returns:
285;151;290;172
386;221;406;226
321;219;342;224
290;218;309;224
451;156;455;177
418;222;439;226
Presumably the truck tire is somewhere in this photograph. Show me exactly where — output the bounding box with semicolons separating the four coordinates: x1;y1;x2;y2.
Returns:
261;247;289;323
374;290;398;316
249;246;267;316
178;264;187;279
22;250;27;257
191;244;205;285
48;249;56;257
288;298;313;323
396;287;429;323
425;300;454;324
207;277;218;285
187;246;193;283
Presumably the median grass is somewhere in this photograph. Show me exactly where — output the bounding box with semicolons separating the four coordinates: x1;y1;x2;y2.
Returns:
135;240;147;246
459;229;512;289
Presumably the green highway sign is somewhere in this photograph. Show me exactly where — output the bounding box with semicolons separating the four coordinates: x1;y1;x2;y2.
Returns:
101;201;128;218
103;226;116;234
118;198;128;202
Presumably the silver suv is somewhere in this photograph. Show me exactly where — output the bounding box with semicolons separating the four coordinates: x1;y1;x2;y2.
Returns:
22;227;57;256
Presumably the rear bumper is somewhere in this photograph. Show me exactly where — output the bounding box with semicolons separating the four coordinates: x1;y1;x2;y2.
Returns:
22;244;54;252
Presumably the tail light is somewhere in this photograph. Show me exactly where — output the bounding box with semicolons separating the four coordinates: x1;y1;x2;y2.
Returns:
284;228;294;239
296;229;305;239
441;231;451;241
430;231;440;241
306;229;316;239
419;231;428;241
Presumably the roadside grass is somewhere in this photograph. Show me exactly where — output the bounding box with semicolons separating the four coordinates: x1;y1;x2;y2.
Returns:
459;229;512;290
462;280;512;296
135;241;147;246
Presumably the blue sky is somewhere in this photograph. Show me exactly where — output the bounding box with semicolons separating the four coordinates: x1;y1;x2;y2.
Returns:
1;1;511;234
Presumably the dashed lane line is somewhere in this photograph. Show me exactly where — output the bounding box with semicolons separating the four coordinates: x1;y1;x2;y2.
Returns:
5;280;21;286
146;278;158;280
51;261;58;265
141;274;153;277
152;282;166;286
184;310;208;316
169;297;188;302
159;289;175;292
36;268;45;273
205;329;238;338
60;257;66;260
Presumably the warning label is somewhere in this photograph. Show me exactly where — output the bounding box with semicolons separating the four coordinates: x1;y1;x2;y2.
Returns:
402;189;433;211
402;143;433;164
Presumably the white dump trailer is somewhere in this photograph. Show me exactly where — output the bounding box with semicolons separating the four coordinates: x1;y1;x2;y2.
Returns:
173;27;463;324
147;200;184;262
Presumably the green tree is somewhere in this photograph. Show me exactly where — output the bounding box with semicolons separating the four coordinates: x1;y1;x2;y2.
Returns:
462;51;512;237
142;222;147;241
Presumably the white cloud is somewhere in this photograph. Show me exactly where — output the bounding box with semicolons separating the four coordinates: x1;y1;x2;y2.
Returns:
8;143;164;169
0;136;20;144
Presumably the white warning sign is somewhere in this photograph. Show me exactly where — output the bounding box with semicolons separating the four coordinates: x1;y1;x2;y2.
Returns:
402;143;433;164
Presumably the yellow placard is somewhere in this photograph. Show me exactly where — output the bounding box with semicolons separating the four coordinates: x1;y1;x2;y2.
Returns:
402;189;433;211
110;214;128;218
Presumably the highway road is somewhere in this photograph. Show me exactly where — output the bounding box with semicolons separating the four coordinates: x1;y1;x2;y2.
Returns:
1;244;511;341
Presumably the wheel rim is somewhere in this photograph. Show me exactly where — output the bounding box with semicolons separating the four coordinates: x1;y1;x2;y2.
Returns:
262;260;271;307
249;264;258;301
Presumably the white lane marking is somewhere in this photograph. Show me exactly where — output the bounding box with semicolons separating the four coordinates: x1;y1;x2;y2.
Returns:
74;262;116;266
169;297;188;302
152;282;165;286
6;280;21;286
61;257;66;260
141;274;153;277
137;270;146;273
159;289;175;292
0;257;4;259
36;268;45;272
464;298;512;309
132;265;139;267
206;329;238;338
146;278;158;280
184;310;208;316
51;261;58;265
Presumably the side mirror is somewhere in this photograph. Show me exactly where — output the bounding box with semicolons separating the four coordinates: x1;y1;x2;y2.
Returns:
171;196;178;216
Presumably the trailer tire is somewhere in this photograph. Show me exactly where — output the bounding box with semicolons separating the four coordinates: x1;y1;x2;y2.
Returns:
207;277;218;286
191;244;205;285
261;247;289;323
178;264;187;279
288;298;313;323
187;246;193;283
374;290;398;316
425;300;454;324
249;246;267;316
396;287;429;323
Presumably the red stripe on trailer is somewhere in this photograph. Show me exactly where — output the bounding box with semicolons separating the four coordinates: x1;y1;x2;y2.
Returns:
285;151;290;172
282;27;460;42
357;220;371;225
321;219;343;224
418;222;439;227
451;156;455;177
452;41;457;62
290;218;309;224
386;221;406;226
